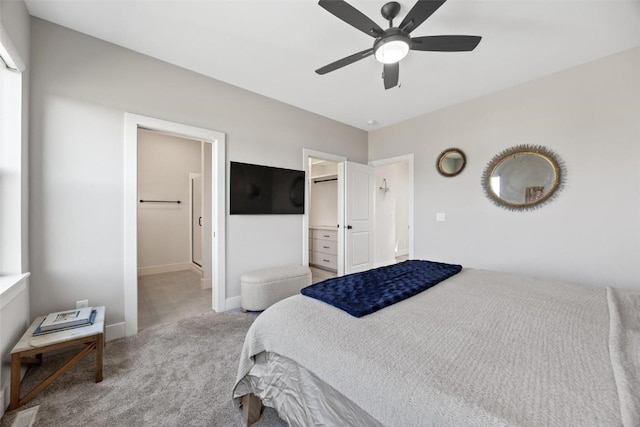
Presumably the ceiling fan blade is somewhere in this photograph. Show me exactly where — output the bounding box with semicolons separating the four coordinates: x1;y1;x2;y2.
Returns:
383;63;399;90
319;0;384;38
399;0;447;34
316;48;374;75
411;35;481;52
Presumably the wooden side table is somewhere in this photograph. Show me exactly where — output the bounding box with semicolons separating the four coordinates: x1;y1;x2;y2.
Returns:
9;306;106;410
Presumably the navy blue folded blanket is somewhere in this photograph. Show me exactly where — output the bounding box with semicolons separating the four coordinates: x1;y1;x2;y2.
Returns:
301;260;462;317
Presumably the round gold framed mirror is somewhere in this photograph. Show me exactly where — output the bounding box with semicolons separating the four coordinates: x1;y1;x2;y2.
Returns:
481;145;565;211
437;148;466;177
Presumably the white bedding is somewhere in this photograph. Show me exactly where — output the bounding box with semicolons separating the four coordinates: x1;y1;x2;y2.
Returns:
234;268;639;426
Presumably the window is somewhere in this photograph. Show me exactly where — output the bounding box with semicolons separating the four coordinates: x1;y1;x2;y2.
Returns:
0;33;25;275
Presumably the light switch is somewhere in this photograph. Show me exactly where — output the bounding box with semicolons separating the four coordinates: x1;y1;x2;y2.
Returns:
436;213;446;222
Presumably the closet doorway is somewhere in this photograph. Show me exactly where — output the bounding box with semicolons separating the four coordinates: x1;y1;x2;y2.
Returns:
137;130;209;330
308;158;340;283
124;114;226;337
302;149;375;280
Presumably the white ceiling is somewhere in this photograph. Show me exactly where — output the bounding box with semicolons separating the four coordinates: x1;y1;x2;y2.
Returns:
24;0;640;130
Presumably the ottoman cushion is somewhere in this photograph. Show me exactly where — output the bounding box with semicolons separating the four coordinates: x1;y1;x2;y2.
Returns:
241;265;311;311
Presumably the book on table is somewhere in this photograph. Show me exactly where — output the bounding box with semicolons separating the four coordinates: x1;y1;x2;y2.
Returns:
35;307;96;334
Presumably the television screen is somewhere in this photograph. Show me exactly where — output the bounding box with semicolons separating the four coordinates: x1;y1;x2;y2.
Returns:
230;162;305;214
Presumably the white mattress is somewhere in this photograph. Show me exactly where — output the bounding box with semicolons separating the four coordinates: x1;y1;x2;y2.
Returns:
234;268;640;426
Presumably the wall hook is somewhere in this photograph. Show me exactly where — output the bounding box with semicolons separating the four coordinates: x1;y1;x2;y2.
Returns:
379;178;390;193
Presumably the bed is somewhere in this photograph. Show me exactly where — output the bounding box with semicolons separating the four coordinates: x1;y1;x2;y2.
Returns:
233;262;639;426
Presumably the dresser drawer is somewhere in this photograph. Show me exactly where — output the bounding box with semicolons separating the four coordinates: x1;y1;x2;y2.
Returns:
312;238;337;255
312;229;337;241
311;252;337;270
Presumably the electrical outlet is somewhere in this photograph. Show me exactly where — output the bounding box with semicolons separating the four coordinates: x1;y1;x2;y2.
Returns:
76;300;89;309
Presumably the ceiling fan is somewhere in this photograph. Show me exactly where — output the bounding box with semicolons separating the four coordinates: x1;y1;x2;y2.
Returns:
315;0;482;90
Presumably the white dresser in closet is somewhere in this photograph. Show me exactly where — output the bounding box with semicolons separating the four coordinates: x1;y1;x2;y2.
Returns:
309;227;338;272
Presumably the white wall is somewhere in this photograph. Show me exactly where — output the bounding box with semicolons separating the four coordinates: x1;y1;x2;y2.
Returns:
137;130;201;270
369;47;640;291
29;18;368;326
374;162;409;265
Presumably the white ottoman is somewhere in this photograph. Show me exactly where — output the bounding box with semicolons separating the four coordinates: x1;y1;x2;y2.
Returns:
241;265;312;311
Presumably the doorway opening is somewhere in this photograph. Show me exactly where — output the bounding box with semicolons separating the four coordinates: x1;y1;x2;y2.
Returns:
302;149;346;280
136;129;209;330
370;154;414;266
124;114;226;337
308;158;339;283
302;149;376;279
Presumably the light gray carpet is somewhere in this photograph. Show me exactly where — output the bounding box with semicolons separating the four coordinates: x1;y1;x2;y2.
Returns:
1;312;287;427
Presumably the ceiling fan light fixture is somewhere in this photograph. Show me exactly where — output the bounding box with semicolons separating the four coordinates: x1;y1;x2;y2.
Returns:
373;32;410;64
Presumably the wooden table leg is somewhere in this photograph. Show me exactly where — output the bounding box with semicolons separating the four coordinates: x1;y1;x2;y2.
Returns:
242;393;263;426
19;343;96;409
9;354;21;410
96;333;103;382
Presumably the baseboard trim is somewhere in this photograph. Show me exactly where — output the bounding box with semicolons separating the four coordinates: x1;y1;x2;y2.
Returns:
395;248;409;257
225;296;241;311
1;367;26;416
200;278;212;290
105;322;126;342
190;263;203;276
137;263;192;276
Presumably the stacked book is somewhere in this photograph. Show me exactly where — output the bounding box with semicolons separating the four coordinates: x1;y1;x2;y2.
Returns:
33;307;97;336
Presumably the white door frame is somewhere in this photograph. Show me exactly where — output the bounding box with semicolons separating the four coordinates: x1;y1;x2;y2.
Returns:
302;149;347;275
124;113;226;336
189;172;203;269
369;154;415;261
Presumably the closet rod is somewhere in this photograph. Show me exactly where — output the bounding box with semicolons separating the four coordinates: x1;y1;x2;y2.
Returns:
313;178;338;184
139;200;181;204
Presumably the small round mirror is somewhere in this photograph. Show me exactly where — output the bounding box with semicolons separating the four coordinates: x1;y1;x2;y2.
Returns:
482;145;565;211
437;148;466;177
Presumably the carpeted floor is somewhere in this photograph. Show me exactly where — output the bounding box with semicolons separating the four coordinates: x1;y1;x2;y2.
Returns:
1;311;287;427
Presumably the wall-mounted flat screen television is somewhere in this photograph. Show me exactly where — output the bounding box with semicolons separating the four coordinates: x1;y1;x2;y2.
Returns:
230;162;305;215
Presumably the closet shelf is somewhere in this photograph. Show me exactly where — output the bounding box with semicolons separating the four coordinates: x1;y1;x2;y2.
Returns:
311;173;337;184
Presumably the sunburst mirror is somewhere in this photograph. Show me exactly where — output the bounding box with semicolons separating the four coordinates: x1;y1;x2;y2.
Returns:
481;145;566;211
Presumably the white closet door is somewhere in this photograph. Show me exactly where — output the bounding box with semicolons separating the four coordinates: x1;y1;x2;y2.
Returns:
192;175;203;266
343;161;374;274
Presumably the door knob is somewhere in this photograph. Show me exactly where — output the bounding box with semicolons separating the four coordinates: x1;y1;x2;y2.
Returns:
347;225;353;229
